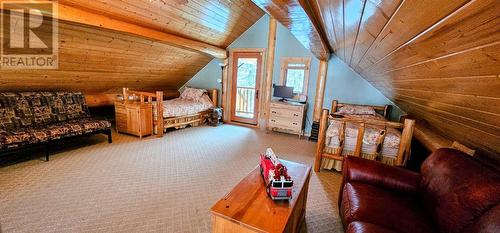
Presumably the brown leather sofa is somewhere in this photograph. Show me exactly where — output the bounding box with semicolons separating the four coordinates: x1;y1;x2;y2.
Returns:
339;148;500;233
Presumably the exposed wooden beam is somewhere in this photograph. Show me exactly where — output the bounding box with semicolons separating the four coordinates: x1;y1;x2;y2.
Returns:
0;3;227;59
261;17;277;128
58;4;228;59
413;121;452;152
251;0;330;60
313;60;328;121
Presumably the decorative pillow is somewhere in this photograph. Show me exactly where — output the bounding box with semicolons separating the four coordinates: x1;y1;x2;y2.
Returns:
197;94;214;106
335;104;376;116
180;87;206;100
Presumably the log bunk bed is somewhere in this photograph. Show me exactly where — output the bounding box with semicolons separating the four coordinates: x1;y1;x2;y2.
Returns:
122;88;218;137
314;100;415;172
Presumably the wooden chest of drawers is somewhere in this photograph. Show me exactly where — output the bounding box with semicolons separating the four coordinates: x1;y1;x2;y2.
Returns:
268;101;307;138
115;101;153;138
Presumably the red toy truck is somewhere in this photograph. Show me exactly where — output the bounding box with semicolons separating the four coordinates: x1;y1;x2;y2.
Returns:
259;148;293;200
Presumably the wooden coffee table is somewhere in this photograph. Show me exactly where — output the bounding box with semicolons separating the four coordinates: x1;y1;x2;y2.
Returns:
210;160;312;233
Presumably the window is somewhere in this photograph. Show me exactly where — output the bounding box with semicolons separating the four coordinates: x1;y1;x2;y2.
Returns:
279;57;311;98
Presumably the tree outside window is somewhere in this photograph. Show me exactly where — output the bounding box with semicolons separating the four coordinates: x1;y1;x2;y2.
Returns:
279;57;311;99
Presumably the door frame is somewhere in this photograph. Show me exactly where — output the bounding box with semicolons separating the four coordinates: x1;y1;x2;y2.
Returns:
226;48;266;126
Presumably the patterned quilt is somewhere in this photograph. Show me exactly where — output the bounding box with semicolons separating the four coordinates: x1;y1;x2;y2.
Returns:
325;114;401;157
155;94;214;118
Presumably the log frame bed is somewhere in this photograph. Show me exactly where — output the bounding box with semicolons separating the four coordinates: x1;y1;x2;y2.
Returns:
314;100;415;172
122;88;218;137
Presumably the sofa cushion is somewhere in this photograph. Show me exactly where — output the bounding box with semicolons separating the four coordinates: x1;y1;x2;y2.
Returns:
41;118;111;139
0;92;36;130
341;182;435;233
0;129;40;149
0;118;110;150
0;92;90;131
461;204;500;233
51;92;90;121
346;221;398;233
420;148;500;233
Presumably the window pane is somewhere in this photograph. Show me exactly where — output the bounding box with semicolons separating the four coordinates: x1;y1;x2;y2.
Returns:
237;58;257;88
286;69;305;94
235;58;257;119
287;63;306;68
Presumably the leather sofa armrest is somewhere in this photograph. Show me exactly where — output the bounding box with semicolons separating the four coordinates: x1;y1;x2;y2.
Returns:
343;156;421;193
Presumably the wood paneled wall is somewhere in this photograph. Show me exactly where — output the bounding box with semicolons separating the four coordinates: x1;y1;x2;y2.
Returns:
0;0;263;102
310;0;500;161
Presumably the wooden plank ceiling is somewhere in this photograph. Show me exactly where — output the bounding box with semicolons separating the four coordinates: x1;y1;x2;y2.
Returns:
0;0;264;94
254;0;500;161
251;0;330;60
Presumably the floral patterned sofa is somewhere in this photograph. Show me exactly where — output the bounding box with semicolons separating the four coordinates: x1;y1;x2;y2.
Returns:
0;92;112;161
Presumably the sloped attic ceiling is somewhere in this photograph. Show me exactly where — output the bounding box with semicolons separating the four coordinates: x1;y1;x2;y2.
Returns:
252;0;500;161
0;0;264;93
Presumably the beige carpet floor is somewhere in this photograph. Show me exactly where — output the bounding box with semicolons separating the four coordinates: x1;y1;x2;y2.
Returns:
0;125;343;233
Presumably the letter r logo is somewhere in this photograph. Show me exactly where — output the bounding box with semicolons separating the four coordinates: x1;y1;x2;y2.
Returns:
1;1;58;69
2;2;54;55
28;9;49;49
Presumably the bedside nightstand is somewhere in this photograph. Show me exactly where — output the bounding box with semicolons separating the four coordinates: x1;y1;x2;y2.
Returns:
114;101;153;138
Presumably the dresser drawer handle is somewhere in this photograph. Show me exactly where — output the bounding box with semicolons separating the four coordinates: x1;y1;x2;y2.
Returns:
293;123;298;125
272;111;277;114
293;114;299;116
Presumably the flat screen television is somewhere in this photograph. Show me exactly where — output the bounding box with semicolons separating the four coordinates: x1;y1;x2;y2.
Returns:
273;85;293;101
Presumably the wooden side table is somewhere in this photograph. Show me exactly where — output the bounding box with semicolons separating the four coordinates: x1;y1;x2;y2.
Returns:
211;160;312;233
114;101;153;138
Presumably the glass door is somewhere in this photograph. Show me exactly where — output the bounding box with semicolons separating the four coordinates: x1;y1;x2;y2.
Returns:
230;51;263;125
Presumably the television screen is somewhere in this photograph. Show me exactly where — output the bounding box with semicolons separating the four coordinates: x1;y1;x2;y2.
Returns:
273;85;294;99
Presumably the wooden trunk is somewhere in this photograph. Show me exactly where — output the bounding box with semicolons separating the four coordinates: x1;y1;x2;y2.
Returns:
211;160;312;233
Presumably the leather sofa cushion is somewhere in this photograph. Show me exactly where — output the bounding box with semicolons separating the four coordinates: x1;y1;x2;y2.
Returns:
461;204;500;233
420;148;500;233
341;182;435;233
346;222;398;233
343;156;421;194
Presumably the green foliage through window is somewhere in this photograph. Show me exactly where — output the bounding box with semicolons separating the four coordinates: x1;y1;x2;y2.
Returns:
280;57;311;97
286;69;305;94
236;58;257;88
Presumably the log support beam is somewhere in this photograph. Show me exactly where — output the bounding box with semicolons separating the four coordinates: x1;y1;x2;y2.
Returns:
221;58;230;122
313;60;329;122
261;17;278;128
